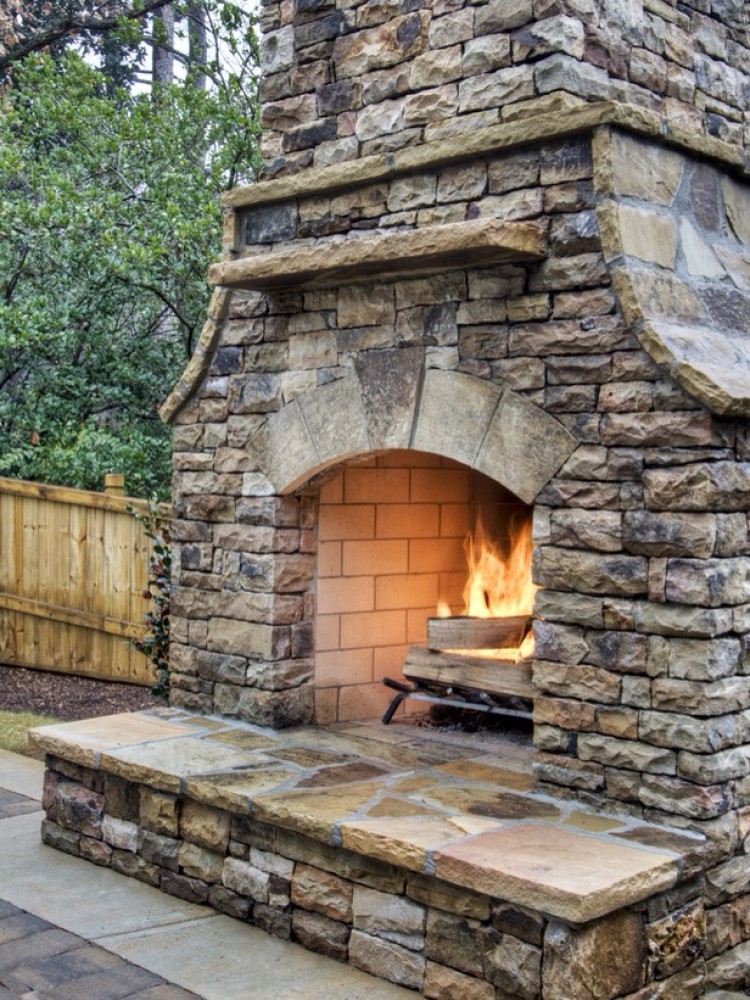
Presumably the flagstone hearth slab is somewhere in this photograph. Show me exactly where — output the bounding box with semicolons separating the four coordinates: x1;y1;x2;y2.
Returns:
253;781;393;842
433;758;534;791
31;711;697;927
28;713;214;768
397;776;561;820
433;823;681;923
340;815;505;871
98;736;263;793
184;766;300;812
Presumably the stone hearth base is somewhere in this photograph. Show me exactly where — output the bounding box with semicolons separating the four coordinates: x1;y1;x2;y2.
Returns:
32;711;712;999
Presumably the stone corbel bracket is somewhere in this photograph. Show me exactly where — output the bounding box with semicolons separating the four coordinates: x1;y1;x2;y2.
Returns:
594;127;750;417
159;288;232;425
256;366;577;504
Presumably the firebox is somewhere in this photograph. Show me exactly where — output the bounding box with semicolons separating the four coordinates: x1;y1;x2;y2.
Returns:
309;449;534;723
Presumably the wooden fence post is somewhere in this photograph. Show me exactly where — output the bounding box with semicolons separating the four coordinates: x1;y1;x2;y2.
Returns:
104;473;125;497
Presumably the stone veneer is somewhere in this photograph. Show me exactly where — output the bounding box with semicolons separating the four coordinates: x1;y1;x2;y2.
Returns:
255;0;749;178
41;0;750;995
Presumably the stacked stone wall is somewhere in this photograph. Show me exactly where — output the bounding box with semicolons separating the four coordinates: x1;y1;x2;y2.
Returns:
170;134;608;724
169;126;750;987
40;755;712;999
257;0;749;180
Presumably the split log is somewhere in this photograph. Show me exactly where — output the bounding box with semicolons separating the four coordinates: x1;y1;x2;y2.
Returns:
426;615;530;652
402;646;533;701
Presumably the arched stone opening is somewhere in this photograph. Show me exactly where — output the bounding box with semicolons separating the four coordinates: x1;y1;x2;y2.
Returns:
236;364;577;725
255;363;577;503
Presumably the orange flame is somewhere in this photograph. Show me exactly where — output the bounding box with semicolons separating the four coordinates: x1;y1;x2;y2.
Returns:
437;511;536;660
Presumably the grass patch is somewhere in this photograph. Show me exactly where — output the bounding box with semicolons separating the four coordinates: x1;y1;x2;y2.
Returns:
0;710;61;758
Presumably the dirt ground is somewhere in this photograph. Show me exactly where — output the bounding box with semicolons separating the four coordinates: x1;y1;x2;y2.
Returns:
0;664;159;721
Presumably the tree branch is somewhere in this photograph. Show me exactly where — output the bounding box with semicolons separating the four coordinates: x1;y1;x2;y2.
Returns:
0;0;174;73
4;245;30;304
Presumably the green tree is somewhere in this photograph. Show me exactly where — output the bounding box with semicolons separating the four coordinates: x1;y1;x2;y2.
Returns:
0;5;260;499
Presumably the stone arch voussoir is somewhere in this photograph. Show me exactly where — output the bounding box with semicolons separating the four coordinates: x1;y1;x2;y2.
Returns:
258;361;577;502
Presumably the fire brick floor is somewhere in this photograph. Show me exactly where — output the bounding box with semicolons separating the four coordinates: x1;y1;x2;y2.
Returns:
0;749;412;1000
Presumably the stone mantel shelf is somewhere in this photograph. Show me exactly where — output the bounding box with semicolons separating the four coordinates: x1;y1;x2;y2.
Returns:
208;219;548;292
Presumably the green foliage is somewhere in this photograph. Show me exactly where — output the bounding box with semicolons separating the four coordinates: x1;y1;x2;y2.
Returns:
130;500;172;697
0;10;260;500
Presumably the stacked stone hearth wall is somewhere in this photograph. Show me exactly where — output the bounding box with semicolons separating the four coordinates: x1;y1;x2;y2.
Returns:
41;755;710;999
257;0;749;179
167;123;750;988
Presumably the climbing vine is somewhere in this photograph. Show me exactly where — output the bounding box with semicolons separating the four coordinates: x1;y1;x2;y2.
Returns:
130;501;172;698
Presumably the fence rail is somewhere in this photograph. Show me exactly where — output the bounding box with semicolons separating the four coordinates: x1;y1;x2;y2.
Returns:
0;476;161;685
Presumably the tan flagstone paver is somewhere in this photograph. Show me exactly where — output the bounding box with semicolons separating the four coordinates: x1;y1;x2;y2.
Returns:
28;714;207;768
202;729;280;751
433;823;681;922
432;758;534;790
98;737;260;793
563;809;627;833
404;778;562;820
340;815;504;871
364;797;447;819
184;766;300;812
253;781;391;842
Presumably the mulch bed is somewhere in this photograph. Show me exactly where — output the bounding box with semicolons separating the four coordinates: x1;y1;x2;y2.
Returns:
0;664;159;721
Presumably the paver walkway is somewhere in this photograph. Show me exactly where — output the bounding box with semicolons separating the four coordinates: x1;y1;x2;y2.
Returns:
0;788;199;1000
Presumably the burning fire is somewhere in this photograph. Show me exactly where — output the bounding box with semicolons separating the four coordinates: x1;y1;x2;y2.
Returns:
437;511;536;660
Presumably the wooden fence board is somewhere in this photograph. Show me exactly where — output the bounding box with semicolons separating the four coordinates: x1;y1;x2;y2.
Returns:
0;476;164;685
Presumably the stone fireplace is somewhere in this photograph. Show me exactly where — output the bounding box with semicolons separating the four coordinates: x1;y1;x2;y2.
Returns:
32;1;750;996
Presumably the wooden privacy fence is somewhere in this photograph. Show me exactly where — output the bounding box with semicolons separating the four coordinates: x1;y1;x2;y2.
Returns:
0;476;163;685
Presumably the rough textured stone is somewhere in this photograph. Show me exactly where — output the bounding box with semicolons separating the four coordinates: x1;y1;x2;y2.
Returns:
483;931;542;999
55;783;104;839
406;875;490;920
648;636;741;682
291;909;350;961
352;886;426;950
291;863;354;922
179;799;231;853
578;734;676;774
160;870;209;904
179;842;225;882
101;815;139;852
542;911;647;999
533;547;648;596
222;857;271;902
348;929;426;989
623;511;716;558
423;962;494;1000
41;819;80;856
425;909;484;977
665;558;750;608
